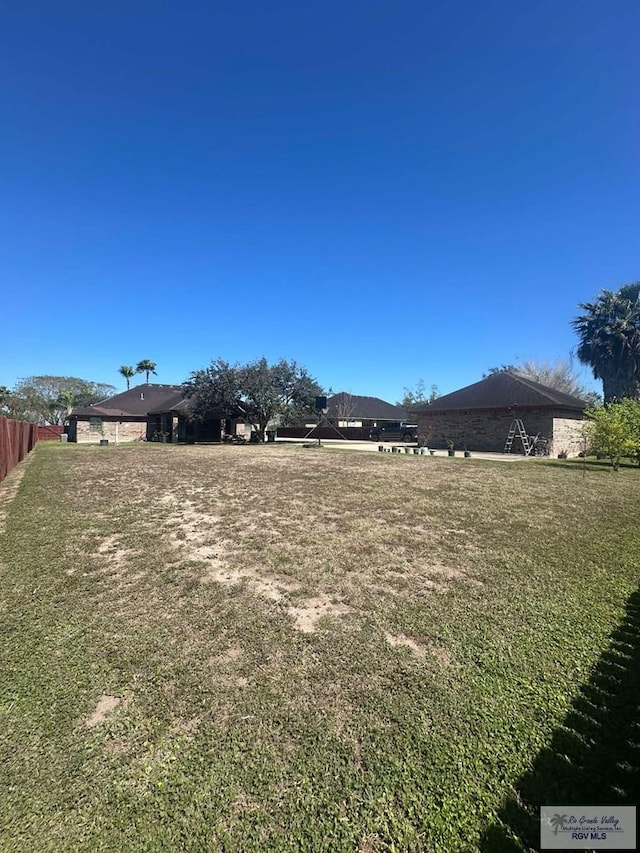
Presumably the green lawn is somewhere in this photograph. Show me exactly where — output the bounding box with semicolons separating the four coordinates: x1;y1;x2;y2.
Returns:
1;443;638;852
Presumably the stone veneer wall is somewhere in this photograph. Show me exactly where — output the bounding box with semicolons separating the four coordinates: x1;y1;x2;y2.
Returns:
415;408;583;455
551;418;587;457
75;418;147;444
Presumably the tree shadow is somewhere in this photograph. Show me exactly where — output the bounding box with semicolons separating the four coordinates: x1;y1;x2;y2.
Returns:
479;589;640;851
544;458;638;474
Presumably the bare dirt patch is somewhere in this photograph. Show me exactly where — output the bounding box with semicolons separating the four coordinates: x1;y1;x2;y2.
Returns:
199;562;299;601
384;632;452;664
210;643;242;665
287;594;352;633
385;632;427;657
85;694;124;728
94;534;137;574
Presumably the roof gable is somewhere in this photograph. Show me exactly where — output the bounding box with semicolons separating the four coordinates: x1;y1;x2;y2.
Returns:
411;372;588;413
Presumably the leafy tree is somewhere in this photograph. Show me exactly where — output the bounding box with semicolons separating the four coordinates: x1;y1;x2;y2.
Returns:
184;357;323;440
74;384;115;408
584;399;640;471
0;386;9;414
572;283;640;403
484;358;597;401
136;360;157;382
625;401;640;465
398;379;440;409
119;365;135;390
7;376;116;423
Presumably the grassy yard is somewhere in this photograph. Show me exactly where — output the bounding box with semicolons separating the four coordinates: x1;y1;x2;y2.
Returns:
1;443;638;852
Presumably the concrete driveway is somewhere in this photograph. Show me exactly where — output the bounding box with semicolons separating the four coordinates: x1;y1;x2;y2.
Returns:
275;437;533;461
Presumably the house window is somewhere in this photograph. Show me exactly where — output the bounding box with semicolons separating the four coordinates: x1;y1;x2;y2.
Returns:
89;417;102;432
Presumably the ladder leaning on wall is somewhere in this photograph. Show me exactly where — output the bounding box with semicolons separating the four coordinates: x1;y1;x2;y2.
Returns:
504;419;536;455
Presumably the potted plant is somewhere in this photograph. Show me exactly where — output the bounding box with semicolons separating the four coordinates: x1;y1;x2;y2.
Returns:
463;444;471;458
446;439;456;457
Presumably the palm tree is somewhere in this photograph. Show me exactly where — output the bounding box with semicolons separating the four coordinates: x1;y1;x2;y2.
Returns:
572;283;640;403
119;365;135;390
135;360;157;383
56;390;77;419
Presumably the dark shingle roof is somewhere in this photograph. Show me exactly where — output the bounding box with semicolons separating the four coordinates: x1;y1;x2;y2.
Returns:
410;372;588;414
70;384;185;418
327;393;409;421
146;391;190;415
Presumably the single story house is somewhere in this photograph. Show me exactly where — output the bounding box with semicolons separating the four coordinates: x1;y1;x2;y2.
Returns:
323;393;410;428
273;392;411;440
67;383;246;444
409;372;588;456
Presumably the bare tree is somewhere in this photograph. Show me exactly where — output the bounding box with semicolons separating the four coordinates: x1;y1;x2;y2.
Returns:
335;392;356;422
485;358;599;402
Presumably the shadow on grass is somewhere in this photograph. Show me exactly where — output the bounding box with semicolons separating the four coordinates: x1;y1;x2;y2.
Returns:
480;589;640;852
543;459;639;474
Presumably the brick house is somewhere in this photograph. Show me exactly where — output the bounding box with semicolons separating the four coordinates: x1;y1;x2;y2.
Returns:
325;393;410;428
67;383;245;444
409;372;588;456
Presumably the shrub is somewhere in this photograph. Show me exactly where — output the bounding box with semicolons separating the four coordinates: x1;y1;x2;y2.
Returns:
584;399;640;470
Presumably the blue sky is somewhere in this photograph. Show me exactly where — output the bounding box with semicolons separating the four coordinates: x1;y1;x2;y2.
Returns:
3;1;638;401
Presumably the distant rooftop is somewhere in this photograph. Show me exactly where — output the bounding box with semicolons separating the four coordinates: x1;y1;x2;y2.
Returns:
327;392;409;421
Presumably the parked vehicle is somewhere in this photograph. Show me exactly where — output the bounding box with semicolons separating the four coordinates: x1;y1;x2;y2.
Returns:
369;422;418;442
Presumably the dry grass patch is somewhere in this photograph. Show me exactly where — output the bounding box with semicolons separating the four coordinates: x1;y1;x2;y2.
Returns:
0;454;33;535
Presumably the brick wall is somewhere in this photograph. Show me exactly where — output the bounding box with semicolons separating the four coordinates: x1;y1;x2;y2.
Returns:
415;408;583;454
74;418;147;444
415;410;553;452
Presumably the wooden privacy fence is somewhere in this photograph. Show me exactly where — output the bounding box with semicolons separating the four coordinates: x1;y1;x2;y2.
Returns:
0;417;38;484
36;424;64;441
